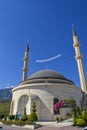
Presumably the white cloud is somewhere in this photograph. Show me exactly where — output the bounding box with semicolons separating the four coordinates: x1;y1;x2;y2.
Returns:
5;85;15;89
36;54;61;63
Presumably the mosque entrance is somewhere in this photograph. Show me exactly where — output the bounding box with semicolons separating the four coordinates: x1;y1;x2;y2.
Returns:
18;95;28;116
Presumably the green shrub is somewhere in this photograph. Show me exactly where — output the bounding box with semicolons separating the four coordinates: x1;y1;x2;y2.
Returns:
59;117;63;121
28;112;38;122
8;115;15;120
77;107;81;116
24;107;26;115
56;117;59;123
2;120;29;126
2;120;13;125
14;120;28;126
82;109;87;121
21;114;28;121
28;101;38;122
0;114;5;120
72;108;77;125
65;99;76;111
21;106;28;121
15;112;19;120
76;118;86;126
77;115;82;119
27;121;33;125
32;101;36;113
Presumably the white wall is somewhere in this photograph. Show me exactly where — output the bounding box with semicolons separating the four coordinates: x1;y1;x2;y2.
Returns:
11;82;81;120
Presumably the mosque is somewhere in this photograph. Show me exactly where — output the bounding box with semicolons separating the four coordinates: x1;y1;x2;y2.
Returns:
10;27;87;121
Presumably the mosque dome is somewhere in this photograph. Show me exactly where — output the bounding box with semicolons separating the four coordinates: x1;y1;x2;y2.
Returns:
29;69;66;80
19;69;74;85
20;69;74;85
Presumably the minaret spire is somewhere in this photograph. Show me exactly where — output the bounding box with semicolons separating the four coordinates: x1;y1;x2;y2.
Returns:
72;24;77;36
22;44;29;81
72;26;87;93
26;44;29;52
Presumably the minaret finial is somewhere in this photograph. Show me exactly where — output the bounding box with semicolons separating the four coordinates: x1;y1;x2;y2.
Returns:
26;44;29;52
72;24;77;36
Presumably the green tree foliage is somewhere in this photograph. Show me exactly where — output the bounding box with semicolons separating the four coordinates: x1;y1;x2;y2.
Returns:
56;117;60;123
21;107;28;121
65;99;76;111
32;101;36;113
21;114;28;121
76;118;86;126
28;112;38;122
82;108;87;121
28;101;38;122
0;100;11;117
0;114;5;120
8;115;15;120
73;108;77;125
24;107;26;115
72;107;87;127
77;107;81;117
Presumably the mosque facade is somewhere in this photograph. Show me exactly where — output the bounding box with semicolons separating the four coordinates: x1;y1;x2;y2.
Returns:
10;27;87;121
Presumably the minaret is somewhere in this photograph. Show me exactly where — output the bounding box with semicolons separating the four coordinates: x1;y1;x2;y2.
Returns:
22;44;29;81
72;26;87;93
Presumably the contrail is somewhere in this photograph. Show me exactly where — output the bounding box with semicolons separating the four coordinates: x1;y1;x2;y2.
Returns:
36;54;61;63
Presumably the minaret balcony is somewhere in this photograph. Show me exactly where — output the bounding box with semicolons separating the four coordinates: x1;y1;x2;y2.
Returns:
24;57;29;61
73;43;80;48
22;68;28;72
75;55;82;60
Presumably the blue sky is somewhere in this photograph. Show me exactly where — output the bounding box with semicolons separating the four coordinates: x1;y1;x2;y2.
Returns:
0;0;87;89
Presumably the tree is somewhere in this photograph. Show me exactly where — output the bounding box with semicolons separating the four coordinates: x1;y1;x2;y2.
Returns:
77;107;81;117
21;107;28;121
0;100;11;117
82;108;87;121
65;99;76;111
73;108;77;125
28;101;38;122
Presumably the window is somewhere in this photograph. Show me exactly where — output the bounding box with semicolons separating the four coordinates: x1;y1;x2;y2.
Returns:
53;98;60;114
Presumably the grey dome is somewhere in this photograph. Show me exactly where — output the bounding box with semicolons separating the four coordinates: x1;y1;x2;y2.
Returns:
20;69;74;86
29;69;66;80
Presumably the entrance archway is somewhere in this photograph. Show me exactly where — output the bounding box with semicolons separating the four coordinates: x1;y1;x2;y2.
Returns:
18;95;28;115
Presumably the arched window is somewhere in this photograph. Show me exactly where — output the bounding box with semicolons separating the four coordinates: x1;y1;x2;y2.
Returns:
53;98;60;114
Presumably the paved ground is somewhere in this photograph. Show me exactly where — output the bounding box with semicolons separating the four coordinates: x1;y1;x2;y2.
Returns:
0;125;83;130
36;119;83;130
0;118;85;130
36;118;73;127
0;126;28;130
37;126;83;130
0;124;30;130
